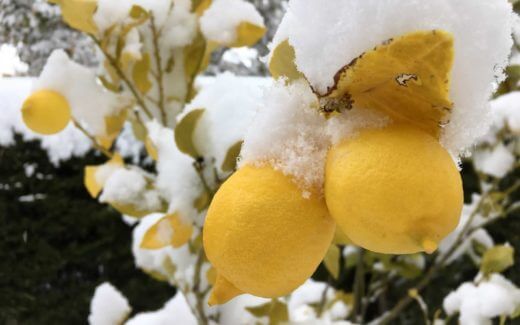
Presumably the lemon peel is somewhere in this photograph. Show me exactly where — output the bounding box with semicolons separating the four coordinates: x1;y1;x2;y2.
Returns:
21;89;72;135
203;165;335;304
325;124;463;255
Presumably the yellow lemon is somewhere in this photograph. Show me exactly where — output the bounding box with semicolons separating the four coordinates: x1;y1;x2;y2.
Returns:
203;165;335;305
21;90;72;135
325;124;463;255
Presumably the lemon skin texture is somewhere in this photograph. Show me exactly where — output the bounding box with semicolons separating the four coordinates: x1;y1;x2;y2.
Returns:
21;90;71;135
325;124;463;255
203;165;335;304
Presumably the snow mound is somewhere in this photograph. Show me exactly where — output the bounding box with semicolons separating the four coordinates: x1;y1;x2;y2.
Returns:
200;0;264;44
88;282;131;325
275;0;515;156
444;274;520;324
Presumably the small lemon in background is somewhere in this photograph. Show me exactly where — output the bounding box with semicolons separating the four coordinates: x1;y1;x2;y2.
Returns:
21;89;71;135
203;165;335;305
325;124;463;255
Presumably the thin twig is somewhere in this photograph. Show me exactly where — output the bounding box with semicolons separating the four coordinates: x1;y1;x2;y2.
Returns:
72;119;113;158
150;15;167;125
90;35;154;119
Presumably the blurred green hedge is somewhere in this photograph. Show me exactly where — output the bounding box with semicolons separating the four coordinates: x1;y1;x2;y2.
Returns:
0;135;174;324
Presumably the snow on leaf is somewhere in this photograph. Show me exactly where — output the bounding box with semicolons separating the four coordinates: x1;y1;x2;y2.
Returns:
141;213;194;250
50;0;98;35
321;30;454;138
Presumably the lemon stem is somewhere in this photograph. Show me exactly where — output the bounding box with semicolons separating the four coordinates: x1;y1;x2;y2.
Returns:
72;119;113;159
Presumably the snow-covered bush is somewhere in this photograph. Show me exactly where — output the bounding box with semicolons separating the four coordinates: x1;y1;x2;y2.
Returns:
7;0;520;324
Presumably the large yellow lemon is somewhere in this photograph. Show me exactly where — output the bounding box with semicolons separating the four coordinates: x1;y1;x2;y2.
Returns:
21;90;71;135
203;165;335;305
325;124;463;255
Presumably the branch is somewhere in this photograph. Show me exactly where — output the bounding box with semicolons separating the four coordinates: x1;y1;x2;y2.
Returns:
72;119;113;158
150;15;167;125
90;36;154;120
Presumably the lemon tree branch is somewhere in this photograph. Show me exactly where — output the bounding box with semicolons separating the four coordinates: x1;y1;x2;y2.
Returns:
90;36;154;120
72;119;113;158
150;14;167;125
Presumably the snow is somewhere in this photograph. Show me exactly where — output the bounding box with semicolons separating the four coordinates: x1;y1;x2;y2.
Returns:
289;280;350;323
182;73;268;173
200;0;264;44
443;274;520;325
490;91;520;134
0;44;28;76
474;143;516;178
222;47;259;68
126;291;197;325
94;0;171;32
240;80;328;193
0;77;92;164
275;0;515;156
99;168;162;212
132;213;197;282
88;282;131;325
240;80;389;194
147;121;202;223
35;50;124;137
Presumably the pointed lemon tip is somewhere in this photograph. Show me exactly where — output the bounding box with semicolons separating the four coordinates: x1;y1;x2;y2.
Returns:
422;239;438;254
207;274;243;306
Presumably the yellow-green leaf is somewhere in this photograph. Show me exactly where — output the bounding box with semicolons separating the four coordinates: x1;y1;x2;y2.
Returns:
133;53;153;94
221;141;243;172
481;245;515;276
141;213;194;249
246;299;289;325
322;30;454;137
49;0;97;34
84;154;124;198
129;5;149;19
175;109;205;158
269;40;304;82
324;244;341;280
193;190;211;212
145;137;158;161
231;22;266;48
193;0;212;16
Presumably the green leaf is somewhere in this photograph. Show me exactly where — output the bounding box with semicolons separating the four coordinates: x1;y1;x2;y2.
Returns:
129;5;149;19
512;305;520;319
323;245;341;280
174;109;205;158
269;40;304;82
481;245;514;276
246;299;289;325
132;53;152;94
193;190;211;212
221;141;243;172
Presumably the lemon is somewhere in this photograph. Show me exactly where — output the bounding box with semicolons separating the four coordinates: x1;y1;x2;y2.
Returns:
21;90;72;135
325;124;463;255
203;165;335;305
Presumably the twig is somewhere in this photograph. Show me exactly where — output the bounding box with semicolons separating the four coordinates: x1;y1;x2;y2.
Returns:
193;249;209;325
316;278;330;317
150;15;167;125
352;248;366;323
90;35;154;120
72;119;113;158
